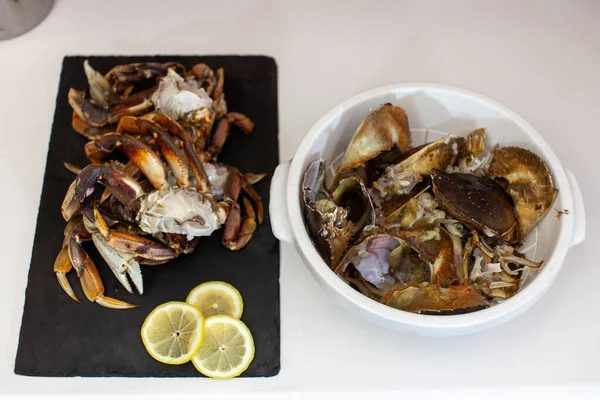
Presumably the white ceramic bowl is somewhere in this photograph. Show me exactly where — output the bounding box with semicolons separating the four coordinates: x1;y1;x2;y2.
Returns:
270;83;586;336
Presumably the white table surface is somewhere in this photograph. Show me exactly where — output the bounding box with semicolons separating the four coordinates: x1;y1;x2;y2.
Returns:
0;0;598;398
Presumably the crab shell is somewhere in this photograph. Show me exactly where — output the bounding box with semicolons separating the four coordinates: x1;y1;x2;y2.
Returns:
394;225;459;287
335;234;404;289
431;170;517;240
331;171;376;234
338;103;411;174
388;136;466;176
381;283;488;314
303;160;354;267
372;135;465;206
488;146;558;240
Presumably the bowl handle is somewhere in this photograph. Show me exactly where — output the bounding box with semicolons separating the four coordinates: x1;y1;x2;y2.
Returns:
564;167;586;247
269;160;295;244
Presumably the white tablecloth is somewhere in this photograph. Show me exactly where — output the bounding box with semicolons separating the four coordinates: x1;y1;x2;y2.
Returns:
0;0;598;398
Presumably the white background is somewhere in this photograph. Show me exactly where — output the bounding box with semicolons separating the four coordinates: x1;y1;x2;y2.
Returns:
0;0;598;398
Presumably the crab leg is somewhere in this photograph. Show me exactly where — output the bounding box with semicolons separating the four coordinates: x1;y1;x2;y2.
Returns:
106;62;185;93
85;133;167;189
71;112;112;140
151;113;195;142
152;233;200;255
227;112;254;133
106;91;154;121
224;171;242;204
154;134;190;187
242;177;264;224
211;68;225;116
57;218;85;286
190;63;216;95
208;118;231;158
68;88;154;128
115;114;156;134
207;112;254;158
222;197;257;251
54;247;79;303
244;173;267;185
153;109;214;145
183;141;210;192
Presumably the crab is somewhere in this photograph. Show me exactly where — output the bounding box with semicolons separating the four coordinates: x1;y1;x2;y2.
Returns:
56;60;265;309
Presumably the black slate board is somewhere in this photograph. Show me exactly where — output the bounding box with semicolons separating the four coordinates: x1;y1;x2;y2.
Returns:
14;55;280;377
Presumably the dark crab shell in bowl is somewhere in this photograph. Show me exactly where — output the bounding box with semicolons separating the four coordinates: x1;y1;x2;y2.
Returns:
431;170;517;240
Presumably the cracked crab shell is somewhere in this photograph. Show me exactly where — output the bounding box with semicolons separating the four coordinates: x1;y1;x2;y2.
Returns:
393;225;459;287
303;160;354;267
331;171;376;234
381;284;488;314
390;136;466;176
338;103;411;174
334;234;404;289
488;146;558;239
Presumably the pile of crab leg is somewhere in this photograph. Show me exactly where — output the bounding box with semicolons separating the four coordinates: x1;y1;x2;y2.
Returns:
55;60;266;309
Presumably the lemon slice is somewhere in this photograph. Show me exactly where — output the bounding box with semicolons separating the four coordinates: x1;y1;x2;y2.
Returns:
186;281;244;319
192;315;255;378
140;301;205;365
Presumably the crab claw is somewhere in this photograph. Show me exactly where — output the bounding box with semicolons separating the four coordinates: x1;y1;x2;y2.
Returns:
115;117;191;188
76;246;137;309
81;208;144;294
63;162;83;175
92;233;143;295
74;163;145;206
93;205;178;262
62;180;82;221
61;163;142;221
85;134;168;189
68;88;109;127
84;59;119;107
222;197;257;251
